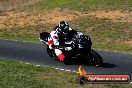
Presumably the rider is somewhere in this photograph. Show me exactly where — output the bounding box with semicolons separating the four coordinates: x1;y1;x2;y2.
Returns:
47;21;77;62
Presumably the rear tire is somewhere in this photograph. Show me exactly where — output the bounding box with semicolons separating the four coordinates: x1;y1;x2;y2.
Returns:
89;49;103;67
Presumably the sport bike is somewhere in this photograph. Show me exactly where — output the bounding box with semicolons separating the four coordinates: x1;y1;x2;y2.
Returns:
39;32;103;66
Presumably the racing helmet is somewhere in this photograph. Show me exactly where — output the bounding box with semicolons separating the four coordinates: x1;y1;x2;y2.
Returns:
58;21;69;33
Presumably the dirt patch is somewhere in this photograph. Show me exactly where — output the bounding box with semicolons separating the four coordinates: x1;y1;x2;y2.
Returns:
85;10;132;23
0;8;82;28
126;40;132;47
0;8;132;28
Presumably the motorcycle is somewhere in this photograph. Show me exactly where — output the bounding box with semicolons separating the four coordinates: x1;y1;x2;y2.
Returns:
39;31;103;66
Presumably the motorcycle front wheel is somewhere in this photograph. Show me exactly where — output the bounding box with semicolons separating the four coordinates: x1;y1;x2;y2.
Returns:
88;49;103;67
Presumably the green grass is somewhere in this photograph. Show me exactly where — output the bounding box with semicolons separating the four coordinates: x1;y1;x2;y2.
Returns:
0;16;131;53
0;59;132;88
28;0;132;11
0;23;52;42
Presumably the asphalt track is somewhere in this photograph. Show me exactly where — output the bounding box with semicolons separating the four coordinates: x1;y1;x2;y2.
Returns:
0;39;132;76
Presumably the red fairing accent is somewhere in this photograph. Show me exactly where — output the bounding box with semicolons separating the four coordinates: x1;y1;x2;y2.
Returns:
48;39;53;45
58;53;65;61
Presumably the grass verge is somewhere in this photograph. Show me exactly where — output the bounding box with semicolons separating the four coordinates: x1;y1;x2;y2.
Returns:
0;59;132;88
27;0;132;11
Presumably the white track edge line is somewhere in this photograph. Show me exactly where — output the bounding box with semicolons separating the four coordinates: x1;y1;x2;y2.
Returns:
24;62;77;73
24;62;132;83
